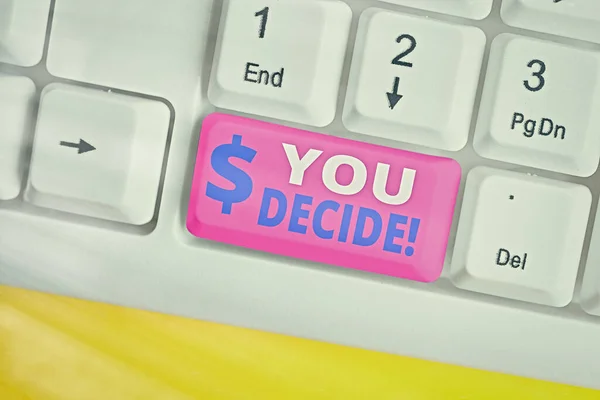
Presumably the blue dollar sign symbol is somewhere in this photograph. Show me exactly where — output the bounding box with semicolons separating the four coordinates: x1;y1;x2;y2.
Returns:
206;134;257;214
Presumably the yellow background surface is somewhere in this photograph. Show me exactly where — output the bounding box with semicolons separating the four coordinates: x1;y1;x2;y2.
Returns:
1;285;599;399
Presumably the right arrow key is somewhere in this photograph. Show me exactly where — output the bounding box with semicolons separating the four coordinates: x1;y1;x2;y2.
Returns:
26;83;170;225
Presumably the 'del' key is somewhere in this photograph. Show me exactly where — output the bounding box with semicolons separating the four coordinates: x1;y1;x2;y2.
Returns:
187;113;461;282
451;167;591;307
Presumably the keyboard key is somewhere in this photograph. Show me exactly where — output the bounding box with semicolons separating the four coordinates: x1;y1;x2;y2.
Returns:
582;243;600;312
451;167;590;307
343;9;485;151
0;74;36;200
187;113;461;282
581;205;600;316
208;0;351;127
46;0;211;96
378;0;493;20
26;84;170;225
502;0;600;44
0;0;51;66
474;34;600;177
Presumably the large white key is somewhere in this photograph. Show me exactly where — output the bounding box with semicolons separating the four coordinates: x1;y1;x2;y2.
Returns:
46;0;211;97
0;73;35;200
208;0;351;127
343;9;485;151
0;0;51;66
451;167;590;307
378;0;493;20
502;0;600;44
474;34;600;177
26;84;170;225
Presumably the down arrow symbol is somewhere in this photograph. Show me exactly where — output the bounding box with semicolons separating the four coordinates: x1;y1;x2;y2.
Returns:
386;77;403;110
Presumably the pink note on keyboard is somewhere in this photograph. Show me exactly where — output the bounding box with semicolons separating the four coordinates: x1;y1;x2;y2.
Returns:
187;113;461;282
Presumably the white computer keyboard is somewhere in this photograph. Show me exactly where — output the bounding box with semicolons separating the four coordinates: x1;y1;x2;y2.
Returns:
2;0;600;390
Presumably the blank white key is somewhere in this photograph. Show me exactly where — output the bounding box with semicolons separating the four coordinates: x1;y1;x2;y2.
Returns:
0;74;35;200
581;206;600;316
343;9;485;151
378;0;493;20
208;0;351;127
46;0;211;96
451;167;590;307
26;84;170;225
474;34;600;177
502;0;600;44
0;0;51;66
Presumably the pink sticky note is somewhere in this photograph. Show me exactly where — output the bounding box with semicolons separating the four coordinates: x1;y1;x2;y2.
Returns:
187;113;461;282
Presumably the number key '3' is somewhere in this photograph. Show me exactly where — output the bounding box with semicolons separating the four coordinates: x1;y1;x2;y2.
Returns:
474;34;600;177
524;59;546;92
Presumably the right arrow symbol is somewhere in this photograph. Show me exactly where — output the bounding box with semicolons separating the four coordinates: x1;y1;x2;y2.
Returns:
386;77;403;110
60;139;96;154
